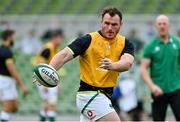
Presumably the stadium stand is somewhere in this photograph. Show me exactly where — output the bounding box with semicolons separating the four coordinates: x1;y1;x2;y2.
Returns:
0;0;179;15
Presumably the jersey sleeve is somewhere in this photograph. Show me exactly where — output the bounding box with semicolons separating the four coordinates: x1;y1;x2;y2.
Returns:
143;43;152;59
121;38;135;56
40;48;50;59
174;36;180;66
67;34;91;58
176;37;180;53
5;49;13;63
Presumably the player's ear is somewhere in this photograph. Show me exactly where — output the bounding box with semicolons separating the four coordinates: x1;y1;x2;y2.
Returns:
120;21;123;26
119;21;123;27
100;19;103;27
101;19;103;24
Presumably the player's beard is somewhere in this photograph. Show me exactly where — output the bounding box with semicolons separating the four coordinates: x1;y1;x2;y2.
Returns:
10;40;14;47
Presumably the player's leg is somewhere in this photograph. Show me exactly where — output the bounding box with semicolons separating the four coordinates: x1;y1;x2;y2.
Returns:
77;92;119;122
2;100;18;113
39;100;49;122
37;86;48;121
0;100;18;121
79;114;92;122
151;94;168;121
46;87;58;122
169;89;180;121
47;101;57;122
0;76;18;122
96;111;120;121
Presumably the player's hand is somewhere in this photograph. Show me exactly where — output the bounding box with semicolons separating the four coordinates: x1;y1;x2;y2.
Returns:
151;84;163;96
43;87;48;93
99;58;115;70
20;85;29;97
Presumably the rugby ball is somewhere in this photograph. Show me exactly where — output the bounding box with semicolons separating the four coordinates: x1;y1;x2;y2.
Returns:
33;63;60;87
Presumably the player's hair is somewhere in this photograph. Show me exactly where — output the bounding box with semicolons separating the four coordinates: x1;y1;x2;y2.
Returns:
1;29;15;41
51;29;64;38
101;7;122;21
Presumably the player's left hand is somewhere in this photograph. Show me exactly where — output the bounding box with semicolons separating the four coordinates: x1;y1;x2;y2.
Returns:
99;58;115;70
21;85;29;97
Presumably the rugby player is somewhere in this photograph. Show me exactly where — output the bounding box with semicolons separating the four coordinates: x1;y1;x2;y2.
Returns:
49;7;134;121
33;31;63;122
0;30;28;122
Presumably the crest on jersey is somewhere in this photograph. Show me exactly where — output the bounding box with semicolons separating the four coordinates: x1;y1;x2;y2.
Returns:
172;43;177;49
155;46;160;52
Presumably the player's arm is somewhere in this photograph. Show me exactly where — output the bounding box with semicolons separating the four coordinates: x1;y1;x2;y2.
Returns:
50;34;91;70
100;39;134;72
49;48;73;70
140;43;163;96
6;59;28;96
140;58;163;96
140;59;154;89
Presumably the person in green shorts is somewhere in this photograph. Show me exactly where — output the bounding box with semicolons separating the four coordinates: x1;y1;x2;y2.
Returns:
141;15;180;121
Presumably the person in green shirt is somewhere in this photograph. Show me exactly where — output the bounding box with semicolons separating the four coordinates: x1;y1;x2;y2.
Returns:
141;15;180;121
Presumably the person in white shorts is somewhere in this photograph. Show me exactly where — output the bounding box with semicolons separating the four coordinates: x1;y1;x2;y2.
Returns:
33;30;63;122
76;91;115;121
38;86;58;105
49;7;135;121
0;30;28;121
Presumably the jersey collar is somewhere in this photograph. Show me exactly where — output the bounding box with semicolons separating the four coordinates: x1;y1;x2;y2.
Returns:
157;35;173;44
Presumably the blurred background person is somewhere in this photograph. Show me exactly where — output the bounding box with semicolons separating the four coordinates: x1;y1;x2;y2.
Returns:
41;29;53;42
132;64;148;121
41;29;63;42
141;15;180;121
177;29;180;38
0;30;28;122
143;21;156;42
20;29;42;55
118;72;138;121
127;29;147;121
33;30;64;122
111;82;122;116
128;29;144;54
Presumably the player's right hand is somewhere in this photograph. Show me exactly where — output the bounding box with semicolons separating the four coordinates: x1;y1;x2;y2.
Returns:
151;84;163;96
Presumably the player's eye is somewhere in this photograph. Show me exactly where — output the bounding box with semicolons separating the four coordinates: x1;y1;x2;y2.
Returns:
163;23;167;26
111;23;118;26
104;22;110;25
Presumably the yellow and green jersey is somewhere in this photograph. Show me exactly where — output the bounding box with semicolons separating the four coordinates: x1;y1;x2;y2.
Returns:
67;31;134;88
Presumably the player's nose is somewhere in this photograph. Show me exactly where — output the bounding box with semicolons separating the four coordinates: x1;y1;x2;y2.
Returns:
108;25;113;30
